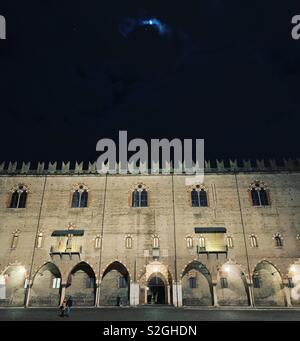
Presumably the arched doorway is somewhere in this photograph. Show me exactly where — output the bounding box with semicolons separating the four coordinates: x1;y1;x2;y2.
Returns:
0;265;27;307
253;260;286;307
99;261;130;306
147;274;166;304
65;262;96;306
30;262;61;307
181;261;213;306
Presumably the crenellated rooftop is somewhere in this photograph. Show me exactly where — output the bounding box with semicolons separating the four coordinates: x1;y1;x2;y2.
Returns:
0;158;299;175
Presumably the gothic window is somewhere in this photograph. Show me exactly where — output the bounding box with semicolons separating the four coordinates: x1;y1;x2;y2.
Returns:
9;184;28;208
119;276;127;288
153;235;159;248
249;181;270;206
36;232;43;248
71;184;89;208
250;235;258;248
186;236;193;249
95;236;101;249
274;234;283;247
131;183;148;207
125;235;133;249
11;230;20;249
226;236;234;248
190;184;208;207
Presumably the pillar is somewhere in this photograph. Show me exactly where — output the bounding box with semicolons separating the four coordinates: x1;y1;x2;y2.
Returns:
284;284;292;307
60;283;66;306
172;282;182;307
95;280;100;307
247;282;254;307
212;283;218;307
25;278;32;307
130;282;139;306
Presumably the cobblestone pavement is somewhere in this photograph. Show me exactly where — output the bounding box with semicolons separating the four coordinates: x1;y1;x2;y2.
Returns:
1;306;300;321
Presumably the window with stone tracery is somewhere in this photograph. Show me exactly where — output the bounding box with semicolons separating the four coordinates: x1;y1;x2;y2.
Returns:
249;181;270;206
71;184;89;208
131;183;148;207
190;184;208;207
9;184;28;208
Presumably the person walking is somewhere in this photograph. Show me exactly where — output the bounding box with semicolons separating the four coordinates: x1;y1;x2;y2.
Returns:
66;296;73;317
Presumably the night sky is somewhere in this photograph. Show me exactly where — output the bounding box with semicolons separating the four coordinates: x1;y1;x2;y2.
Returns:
0;1;300;166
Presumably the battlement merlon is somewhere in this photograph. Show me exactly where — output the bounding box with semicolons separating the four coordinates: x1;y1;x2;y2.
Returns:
0;159;299;175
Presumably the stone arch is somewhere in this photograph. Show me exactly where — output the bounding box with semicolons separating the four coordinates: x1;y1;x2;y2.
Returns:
287;260;300;307
0;264;27;306
99;261;130;306
65;261;96;306
146;271;169;305
137;261;173;305
30;262;61;307
216;261;250;306
181;261;213;306
252;260;286;306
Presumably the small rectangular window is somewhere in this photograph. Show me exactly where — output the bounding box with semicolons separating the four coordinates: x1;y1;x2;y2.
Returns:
220;277;228;288
288;278;294;289
253;276;261;288
189;277;197;289
119;276;127;289
52;278;61;289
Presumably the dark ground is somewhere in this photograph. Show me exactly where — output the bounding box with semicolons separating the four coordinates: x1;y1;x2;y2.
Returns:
1;306;300;321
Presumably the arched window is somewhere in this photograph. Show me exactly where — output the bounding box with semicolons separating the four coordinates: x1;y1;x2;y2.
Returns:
11;230;20;249
190;185;208;207
199;235;206;250
36;232;43;248
95;236;101;249
131;183;148;207
71;184;89;208
125;236;133;249
250;235;258;248
249;181;270;206
274;234;283;247
153;235;159;248
9;185;28;208
226;236;234;248
186;236;193;249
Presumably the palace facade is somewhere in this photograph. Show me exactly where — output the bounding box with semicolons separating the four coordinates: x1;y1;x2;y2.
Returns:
0;159;300;308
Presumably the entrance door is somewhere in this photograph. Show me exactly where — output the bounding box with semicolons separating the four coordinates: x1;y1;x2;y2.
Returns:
147;277;166;304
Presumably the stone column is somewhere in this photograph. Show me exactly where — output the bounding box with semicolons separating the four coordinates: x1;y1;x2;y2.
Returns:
247;282;254;307
172;282;182;307
95;280;100;307
60;283;66;306
212;283;218;307
283;283;292;307
25;278;32;308
130;282;139;306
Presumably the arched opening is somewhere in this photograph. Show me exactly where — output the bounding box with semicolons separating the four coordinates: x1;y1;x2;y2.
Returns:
147;273;166;304
0;265;26;306
30;262;61;307
99;261;130;306
216;262;250;306
288;261;300;307
65;262;96;306
253;260;286;306
181;261;213;306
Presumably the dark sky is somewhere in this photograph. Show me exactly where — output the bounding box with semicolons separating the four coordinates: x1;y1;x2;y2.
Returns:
0;1;300;165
